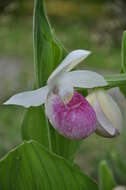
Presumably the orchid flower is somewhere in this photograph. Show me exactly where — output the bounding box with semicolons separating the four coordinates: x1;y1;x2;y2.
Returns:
86;89;123;138
4;50;107;139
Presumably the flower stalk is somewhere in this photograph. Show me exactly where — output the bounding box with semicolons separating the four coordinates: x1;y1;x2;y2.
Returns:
104;73;126;89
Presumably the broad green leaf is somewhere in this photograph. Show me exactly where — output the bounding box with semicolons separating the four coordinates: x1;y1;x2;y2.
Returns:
0;141;98;190
99;160;116;190
22;0;82;160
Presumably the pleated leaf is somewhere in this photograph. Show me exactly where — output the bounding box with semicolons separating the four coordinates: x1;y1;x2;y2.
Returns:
99;160;116;190
0;141;98;190
21;0;82;160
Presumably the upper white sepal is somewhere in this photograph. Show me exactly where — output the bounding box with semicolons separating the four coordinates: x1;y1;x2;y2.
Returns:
4;86;49;108
47;50;91;85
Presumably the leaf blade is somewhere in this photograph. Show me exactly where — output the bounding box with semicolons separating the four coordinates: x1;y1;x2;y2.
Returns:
99;160;116;190
0;141;98;190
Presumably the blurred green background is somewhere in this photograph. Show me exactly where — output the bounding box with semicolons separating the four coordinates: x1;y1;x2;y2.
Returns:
0;0;126;183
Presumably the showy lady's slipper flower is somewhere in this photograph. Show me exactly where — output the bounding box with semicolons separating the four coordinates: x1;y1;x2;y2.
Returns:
86;89;123;138
4;50;107;139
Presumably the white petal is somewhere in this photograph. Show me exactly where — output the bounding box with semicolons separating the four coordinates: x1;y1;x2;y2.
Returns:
86;90;123;137
61;70;107;88
97;90;123;133
47;50;90;85
94;100;120;137
4;86;49;108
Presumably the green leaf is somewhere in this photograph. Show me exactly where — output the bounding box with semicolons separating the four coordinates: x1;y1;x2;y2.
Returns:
121;31;126;73
21;0;82;160
0;141;98;190
111;152;126;184
21;107;50;149
120;31;126;96
33;0;67;86
48;125;81;160
21;107;81;160
99;160;116;190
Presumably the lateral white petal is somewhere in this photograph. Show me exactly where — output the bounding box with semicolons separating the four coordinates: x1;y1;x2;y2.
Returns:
4;86;49;108
47;50;90;84
62;70;107;88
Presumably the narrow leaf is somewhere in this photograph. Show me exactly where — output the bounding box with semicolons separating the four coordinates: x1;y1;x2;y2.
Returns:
121;31;126;73
99;160;116;190
120;31;126;96
0;141;98;190
111;152;126;184
33;0;67;86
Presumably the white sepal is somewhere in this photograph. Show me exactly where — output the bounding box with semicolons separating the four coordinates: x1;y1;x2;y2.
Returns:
47;50;90;85
4;86;49;108
61;70;107;88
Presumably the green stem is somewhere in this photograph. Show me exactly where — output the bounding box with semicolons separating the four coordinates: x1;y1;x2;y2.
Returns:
104;73;126;89
121;31;126;73
45;117;53;152
33;0;53;152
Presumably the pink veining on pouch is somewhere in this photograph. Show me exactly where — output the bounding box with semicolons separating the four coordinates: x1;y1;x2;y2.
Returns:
46;92;97;139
